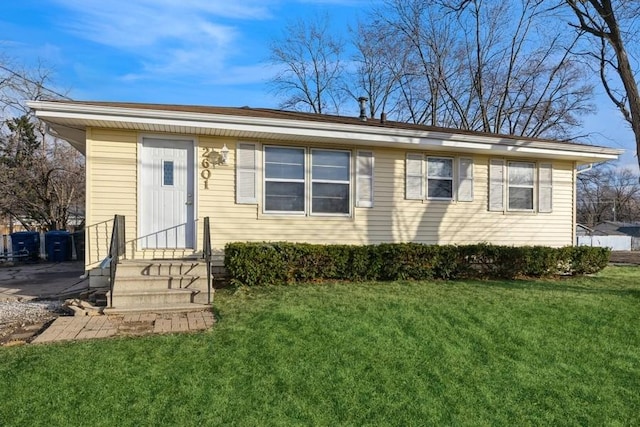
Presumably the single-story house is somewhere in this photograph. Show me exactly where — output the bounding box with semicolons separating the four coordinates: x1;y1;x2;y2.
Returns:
27;100;622;311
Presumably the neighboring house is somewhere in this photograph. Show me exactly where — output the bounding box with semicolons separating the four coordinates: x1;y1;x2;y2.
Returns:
27;101;622;310
592;221;640;250
593;221;640;237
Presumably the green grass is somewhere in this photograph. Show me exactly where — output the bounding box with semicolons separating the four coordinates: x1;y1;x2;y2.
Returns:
1;266;640;426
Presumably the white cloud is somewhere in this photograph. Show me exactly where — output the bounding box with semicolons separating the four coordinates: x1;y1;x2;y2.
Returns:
50;0;274;80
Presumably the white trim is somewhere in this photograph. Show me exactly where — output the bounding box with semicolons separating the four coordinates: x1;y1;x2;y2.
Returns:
28;101;623;163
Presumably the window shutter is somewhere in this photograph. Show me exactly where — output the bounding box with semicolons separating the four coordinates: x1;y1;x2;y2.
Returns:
489;159;504;211
236;142;257;204
538;163;553;213
356;151;374;208
458;157;474;202
406;153;424;200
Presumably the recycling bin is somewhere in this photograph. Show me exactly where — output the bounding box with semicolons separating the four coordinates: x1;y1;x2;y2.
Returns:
10;231;40;261
45;230;72;262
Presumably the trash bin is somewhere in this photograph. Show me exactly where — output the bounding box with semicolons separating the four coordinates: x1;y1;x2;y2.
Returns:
72;230;85;261
10;231;41;261
45;230;72;262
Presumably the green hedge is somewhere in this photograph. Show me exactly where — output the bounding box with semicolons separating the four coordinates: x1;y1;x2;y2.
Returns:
224;242;611;286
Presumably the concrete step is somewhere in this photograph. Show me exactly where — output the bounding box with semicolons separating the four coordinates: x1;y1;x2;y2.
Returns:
107;288;198;308
115;275;205;291
116;260;208;277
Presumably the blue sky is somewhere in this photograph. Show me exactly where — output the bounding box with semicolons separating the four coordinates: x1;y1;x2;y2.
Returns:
1;0;637;169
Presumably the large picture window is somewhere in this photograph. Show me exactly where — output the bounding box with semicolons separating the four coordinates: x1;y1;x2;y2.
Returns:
264;147;305;213
311;149;351;214
508;161;535;211
263;146;352;215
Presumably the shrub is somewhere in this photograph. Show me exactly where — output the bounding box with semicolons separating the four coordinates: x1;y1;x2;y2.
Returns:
224;242;611;286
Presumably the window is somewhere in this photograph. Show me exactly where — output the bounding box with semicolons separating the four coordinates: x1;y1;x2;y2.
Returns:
508;162;535;210
489;160;553;213
311;149;350;214
163;161;174;186
405;155;473;201
261;146;353;216
264;147;305;213
427;157;453;199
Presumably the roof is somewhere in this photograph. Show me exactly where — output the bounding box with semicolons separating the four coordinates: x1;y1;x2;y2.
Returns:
593;221;640;237
27;100;623;163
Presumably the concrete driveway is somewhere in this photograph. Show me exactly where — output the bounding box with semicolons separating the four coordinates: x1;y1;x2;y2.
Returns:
0;261;88;301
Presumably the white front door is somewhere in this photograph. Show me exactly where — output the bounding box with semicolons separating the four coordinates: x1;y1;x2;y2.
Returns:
140;138;195;249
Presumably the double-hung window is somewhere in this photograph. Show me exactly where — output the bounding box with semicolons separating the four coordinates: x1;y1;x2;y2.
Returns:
427;157;454;200
311;149;351;214
406;154;472;201
489;159;552;212
507;161;535;211
264;146;305;213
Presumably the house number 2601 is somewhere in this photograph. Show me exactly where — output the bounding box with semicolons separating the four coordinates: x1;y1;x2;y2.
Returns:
201;147;212;189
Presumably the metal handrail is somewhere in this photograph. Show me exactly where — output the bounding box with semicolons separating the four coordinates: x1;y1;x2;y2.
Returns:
108;215;126;307
85;218;114;265
202;216;212;305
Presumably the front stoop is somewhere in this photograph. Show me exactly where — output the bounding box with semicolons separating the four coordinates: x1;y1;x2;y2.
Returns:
105;260;214;312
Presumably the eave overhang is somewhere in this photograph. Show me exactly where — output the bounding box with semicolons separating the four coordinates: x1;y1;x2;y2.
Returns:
27;101;623;163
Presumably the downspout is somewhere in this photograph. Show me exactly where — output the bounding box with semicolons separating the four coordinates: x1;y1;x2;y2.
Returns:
572;162;579;246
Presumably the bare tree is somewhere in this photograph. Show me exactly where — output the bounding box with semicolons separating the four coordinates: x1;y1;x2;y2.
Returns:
0;116;84;231
365;0;595;138
345;22;405;119
563;0;640;172
0;57;83;232
268;14;346;114
577;163;640;226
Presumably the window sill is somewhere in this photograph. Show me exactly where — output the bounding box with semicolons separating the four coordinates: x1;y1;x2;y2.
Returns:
258;211;353;220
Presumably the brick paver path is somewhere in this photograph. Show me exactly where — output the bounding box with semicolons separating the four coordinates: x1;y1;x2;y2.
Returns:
32;310;215;344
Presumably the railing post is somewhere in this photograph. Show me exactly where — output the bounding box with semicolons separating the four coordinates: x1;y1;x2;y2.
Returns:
108;215;126;308
203;217;212;305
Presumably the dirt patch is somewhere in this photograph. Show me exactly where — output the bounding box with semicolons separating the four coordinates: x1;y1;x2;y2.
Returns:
1;315;60;346
116;319;155;336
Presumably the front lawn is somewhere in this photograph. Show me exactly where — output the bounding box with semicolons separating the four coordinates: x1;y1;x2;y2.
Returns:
1;266;639;426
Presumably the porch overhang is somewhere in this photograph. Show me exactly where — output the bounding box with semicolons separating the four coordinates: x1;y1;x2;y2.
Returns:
27;100;623;164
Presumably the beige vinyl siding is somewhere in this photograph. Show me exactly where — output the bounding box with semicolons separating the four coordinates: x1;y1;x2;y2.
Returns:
85;128;138;268
85;129;575;269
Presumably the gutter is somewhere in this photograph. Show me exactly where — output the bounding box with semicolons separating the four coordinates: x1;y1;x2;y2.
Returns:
27;101;624;161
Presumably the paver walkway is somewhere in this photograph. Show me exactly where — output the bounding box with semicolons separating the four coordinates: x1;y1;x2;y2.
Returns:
32;311;215;344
